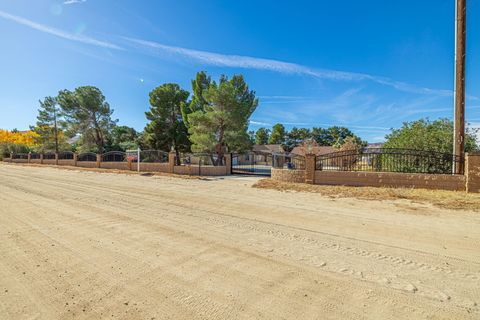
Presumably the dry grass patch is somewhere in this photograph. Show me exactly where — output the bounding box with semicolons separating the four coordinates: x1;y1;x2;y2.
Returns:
253;179;480;211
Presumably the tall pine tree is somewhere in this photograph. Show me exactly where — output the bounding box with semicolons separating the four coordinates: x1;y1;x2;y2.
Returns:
187;73;258;165
144;83;191;164
32;96;62;153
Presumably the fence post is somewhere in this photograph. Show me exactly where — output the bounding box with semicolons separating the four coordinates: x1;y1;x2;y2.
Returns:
168;151;176;174
137;147;140;172
40;153;44;164
465;153;480;193
96;154;101;168
305;153;316;184
127;157;132;171
224;153;232;175
73;153;78;167
28;152;31;164
55;153;59;166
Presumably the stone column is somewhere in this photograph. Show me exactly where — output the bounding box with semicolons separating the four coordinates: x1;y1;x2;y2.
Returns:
96;154;101;168
28;152;31;164
73;153;78;167
465;153;480;193
168;151;176;174
305;154;316;185
224;153;232;175
40;153;44;165
55;153;59;166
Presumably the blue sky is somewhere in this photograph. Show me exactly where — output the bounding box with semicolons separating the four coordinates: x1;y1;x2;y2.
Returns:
0;0;479;142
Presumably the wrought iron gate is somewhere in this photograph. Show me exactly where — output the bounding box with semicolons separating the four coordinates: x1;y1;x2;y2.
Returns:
231;152;272;176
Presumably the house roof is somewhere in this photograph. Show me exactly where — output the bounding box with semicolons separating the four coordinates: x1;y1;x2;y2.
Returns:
252;144;284;154
290;145;336;156
366;143;385;149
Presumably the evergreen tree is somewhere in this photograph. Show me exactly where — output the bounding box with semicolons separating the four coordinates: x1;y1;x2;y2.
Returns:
268;123;286;145
58;86;117;153
32;96;63;153
144;83;190;163
187;74;258;165
255;128;270;145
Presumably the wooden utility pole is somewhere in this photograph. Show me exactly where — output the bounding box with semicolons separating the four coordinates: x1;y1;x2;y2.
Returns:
454;0;466;173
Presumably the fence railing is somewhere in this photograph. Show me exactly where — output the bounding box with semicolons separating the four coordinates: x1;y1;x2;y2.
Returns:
177;153;225;166
140;150;169;163
102;151;126;162
43;153;56;160
77;152;97;162
58;151;75;160
316;148;464;175
11;153;28;160
30;153;41;160
273;153;305;170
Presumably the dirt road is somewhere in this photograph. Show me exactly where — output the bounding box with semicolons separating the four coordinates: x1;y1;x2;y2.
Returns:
0;163;479;319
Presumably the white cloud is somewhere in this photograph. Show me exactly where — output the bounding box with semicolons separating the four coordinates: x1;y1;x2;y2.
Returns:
0;10;122;50
63;0;87;5
250;120;272;127
124;37;454;97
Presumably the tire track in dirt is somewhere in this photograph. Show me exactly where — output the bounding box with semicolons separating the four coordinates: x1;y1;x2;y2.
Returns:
1;164;479;319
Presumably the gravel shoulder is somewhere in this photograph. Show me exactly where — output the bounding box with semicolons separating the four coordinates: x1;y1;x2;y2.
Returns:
0;163;479;319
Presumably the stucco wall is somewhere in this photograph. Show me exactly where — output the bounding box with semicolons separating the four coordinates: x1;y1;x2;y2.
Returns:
57;160;75;166
174;165;227;176
314;171;466;191
42;159;56;165
466;154;480;193
271;168;306;183
76;161;97;168
137;162;170;173
100;162;130;170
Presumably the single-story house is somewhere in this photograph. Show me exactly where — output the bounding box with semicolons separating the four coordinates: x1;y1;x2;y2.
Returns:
252;144;285;155
290;145;336;157
233;144;285;165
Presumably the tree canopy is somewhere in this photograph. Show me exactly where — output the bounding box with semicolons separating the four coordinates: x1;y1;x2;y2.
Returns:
187;73;258;165
269;123;286;145
384;118;478;153
57;86;117;153
31;96;66;153
144;83;191;162
106;125;139;151
255;128;270;145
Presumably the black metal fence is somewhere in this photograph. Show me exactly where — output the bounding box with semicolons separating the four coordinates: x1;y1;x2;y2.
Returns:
140;150;169;163
58;151;74;160
43;153;56;160
30;153;41;160
177;153;223;166
78;152;97;162
273;153;306;170
316;148;464;175
232;152;272;175
102;151;126;162
11;153;28;160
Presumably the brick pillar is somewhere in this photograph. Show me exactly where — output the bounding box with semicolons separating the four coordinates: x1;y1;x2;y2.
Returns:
224;153;232;175
73;153;78;167
28;152;31;164
40;153;44;164
127;158;132;171
168;151;176;174
55;153;59;166
96;154;101;168
465;153;480;193
305;154;316;185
